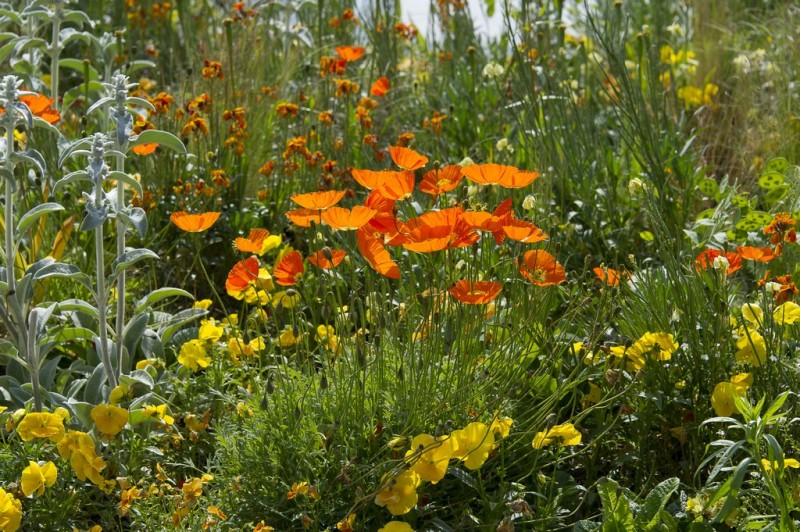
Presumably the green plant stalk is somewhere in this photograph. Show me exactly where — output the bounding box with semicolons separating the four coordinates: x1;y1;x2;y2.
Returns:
114;152;125;379
95;177;118;390
49;1;63;110
26;309;41;411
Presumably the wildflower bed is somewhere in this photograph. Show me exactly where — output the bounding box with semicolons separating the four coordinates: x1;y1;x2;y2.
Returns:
1;0;800;530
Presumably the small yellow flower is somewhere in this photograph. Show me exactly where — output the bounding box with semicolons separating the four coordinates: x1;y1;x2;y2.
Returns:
91;404;129;438
0;487;22;531
374;470;419;515
451;422;495;470
21;461;57;497
532;422;582;449
143;404;174;426
198;318;225;343
193;299;213;310
762;456;800;473
277;327;302;348
405;434;455;483
178;339;211;372
379;522;414;532
16;412;65;442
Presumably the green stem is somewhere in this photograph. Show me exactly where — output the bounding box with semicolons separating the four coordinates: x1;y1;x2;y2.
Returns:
95;179;118;390
114;152;125;379
49;3;62;110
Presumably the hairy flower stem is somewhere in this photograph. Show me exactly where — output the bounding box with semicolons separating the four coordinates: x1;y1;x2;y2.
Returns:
49;2;63;110
95;177;118;390
114;151;125;379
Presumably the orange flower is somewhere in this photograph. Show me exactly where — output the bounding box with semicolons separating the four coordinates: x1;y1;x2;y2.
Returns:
399;207;479;252
389;146;428;171
519;250;566;286
694;248;742;275
336;46;365;61
593;266;628;286
357;228;400;279
170;211;221;232
370;76;390;96
286;208;323;228
502;218;548;243
273;251;304;286
351;169;392;190
19;93;60;124
291;190;346;210
308;248;347;269
737;246;776;263
226;257;260;294
376;170;415;200
449;280;502;304
461;164;539;188
419;165;463;195
234;229;271;253
322;206;377;230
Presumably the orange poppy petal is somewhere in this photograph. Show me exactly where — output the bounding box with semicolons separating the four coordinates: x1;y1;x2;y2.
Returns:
170;211;221;232
357;228;400;279
518;250;566;286
290;190;346;210
274;250;305;286
502;219;548;243
419;165;463;195
461;163;518;186
132;143;158;155
336;45;365;61
308;248;347;269
370;76;390;97
286;209;322;228
388;146;428;171
376;170;415;200
351;169;392;190
593;266;628;286
226;257;260;293
737;245;776;262
321;206;377;230
449;280;502;304
234;228;271;253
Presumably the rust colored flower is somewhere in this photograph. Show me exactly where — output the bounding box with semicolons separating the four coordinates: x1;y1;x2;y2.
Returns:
370;77;390;97
336;46;365;61
273;251;304;286
519;250;566;286
694;248;742;275
170;211;221;232
322;206;377;230
389;146;428;171
449;280;502;304
308;248;347;269
737;246;776;263
291;190;346;210
181;116;209;137
276;102;299;118
419;165;463;195
202;60;224;80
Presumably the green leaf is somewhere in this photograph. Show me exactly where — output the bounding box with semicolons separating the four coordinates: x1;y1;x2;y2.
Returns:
130;129;187;154
157;308;206;345
119;369;154;391
635;477;678;530
111;248;159;276
107;171;143;197
135;287;193;314
16;202;64;236
757;171;784;190
33;262;92;289
697;178;718;196
597;478;635;531
764;157;789;173
59;57;99;80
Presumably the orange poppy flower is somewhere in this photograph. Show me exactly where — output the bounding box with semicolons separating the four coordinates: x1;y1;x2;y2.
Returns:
273;250;304;286
351;168;392;190
370;76;390;97
694;248;742;275
502;218;548;243
519;250;566;286
19;93;60;124
226;257;260;294
592;266;628;286
419;165;463;195
461;164;539;188
308;248;347;269
234;228;271;253
449;280;502;305
321;205;377;230
132;143;158;155
401;207;479;252
737;245;776;263
286;209;323;228
291;190;346;210
460;198;513;245
389;146;428;171
376;170;415;200
336;46;365;61
357;228;400;279
170;211;221;232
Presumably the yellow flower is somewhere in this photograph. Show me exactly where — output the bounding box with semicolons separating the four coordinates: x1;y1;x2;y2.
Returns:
57;430;107;486
260;235;282;255
286;481;318;500
774;301;800;325
21;461;57;496
16;412;65;442
451;422;495;470
109;383;131;404
609;332;677;371
143;404;174;426
208;505;227;520
741;303;764;325
374;470;420;515
532;422;582;449
336;513;356;531
735;330;767;366
182;477;205;501
379;522;414;532
404;434;455;483
193;299;213;310
91;404;129;438
761;456;800;473
316;325;341;353
272;290;300;309
490;415;514;439
178;339;211;372
710;374;752;417
0;487;22;531
277;327;302;348
119;486;143;517
198;318;225;343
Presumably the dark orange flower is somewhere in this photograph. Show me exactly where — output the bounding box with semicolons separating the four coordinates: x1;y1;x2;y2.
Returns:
321;206;377;230
19;93;60;124
132;143;158;155
460;198;513;245
448;280;502;304
519;250;566;286
593;266;628;286
273;250;304;286
286;208;323;228
234;229;271;253
502;218;548;243
461;164;539;188
226;257;260;293
351;169;392;190
399;207;479;252
308;248;347;269
357;228;400;279
389;146;428;171
419;165;463;195
335;46;365;61
170;211;221;232
737;246;776;263
694;248;742;275
370;77;390;96
291;190;346;210
375;170;415;200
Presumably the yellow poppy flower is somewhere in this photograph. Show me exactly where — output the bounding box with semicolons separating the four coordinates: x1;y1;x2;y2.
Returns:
405;434;455;483
91;404;129;438
21;461;57;496
532;422;582;449
374;470;420;515
0;487;22;531
451;422;495;469
16;412;65;442
178;339;211;372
